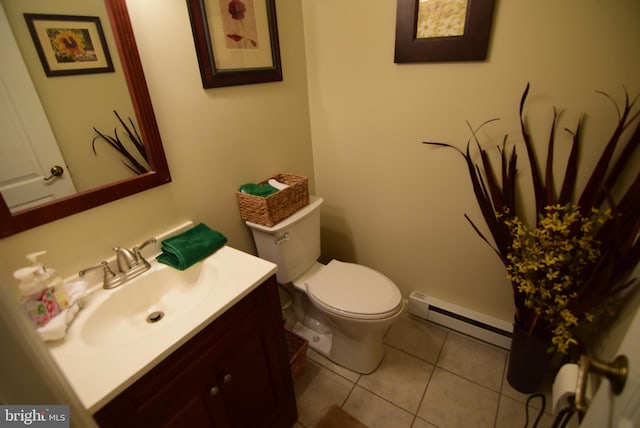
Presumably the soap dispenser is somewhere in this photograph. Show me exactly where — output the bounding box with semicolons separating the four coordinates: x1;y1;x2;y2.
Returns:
13;251;67;327
27;251;68;310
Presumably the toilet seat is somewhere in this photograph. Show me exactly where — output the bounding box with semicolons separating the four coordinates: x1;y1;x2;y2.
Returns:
302;260;402;320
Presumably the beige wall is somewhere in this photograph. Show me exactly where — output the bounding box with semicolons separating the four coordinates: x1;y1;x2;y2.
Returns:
0;0;314;290
302;0;640;322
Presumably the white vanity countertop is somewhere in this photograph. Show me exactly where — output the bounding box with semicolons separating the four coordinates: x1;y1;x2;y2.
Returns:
47;245;277;414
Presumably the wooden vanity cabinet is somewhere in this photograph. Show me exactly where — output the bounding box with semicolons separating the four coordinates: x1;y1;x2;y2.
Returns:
94;275;298;428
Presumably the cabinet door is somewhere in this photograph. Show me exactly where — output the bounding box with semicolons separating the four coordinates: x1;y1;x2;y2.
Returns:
94;356;228;428
211;310;279;427
137;362;231;428
216;275;297;428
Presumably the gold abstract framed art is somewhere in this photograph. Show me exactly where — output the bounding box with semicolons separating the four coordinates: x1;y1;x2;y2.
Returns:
394;0;495;63
186;0;282;88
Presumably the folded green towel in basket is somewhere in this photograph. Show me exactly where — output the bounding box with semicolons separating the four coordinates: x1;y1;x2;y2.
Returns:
239;182;279;197
156;223;227;270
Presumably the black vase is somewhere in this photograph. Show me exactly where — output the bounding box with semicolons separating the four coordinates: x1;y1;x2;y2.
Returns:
506;321;555;393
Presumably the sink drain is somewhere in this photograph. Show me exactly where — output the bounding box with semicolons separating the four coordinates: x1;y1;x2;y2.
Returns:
146;311;164;323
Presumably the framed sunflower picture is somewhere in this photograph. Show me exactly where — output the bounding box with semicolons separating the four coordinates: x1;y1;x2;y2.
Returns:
24;14;114;77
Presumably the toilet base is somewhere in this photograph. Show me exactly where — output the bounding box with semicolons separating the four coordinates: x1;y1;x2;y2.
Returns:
292;322;332;356
292;321;385;374
329;328;385;374
288;288;400;374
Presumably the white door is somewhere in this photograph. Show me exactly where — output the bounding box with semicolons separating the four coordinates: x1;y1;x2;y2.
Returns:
580;303;640;427
0;6;76;212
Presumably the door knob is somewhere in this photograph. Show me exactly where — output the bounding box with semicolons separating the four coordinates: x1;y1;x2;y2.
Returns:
209;385;219;396
43;165;64;181
223;374;232;384
575;354;628;416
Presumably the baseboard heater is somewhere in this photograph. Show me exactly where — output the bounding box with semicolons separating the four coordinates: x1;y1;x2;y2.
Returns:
407;291;513;350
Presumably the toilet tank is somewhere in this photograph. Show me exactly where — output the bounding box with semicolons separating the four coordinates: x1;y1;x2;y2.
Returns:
246;196;323;283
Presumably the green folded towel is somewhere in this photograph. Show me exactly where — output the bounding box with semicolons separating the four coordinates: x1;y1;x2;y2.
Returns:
156;223;227;270
239;182;279;197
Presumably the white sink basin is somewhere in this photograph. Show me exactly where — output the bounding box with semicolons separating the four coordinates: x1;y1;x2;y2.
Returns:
48;240;278;413
80;261;217;347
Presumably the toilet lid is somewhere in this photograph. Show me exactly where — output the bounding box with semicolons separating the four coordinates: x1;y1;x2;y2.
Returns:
304;260;402;319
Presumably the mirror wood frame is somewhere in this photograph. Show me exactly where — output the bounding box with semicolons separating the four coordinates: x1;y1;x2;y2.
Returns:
0;0;171;238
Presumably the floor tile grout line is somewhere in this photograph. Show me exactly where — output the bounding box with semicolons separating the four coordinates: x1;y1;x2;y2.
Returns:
383;341;438;366
347;383;418;421
492;349;509;427
412;359;438;428
354;380;420;416
493;389;504;428
305;352;361;384
436;365;504;394
385;333;507;395
340;378;358;408
432;329;449;368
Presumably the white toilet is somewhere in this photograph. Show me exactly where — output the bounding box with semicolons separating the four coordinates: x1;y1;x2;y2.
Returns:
246;196;403;374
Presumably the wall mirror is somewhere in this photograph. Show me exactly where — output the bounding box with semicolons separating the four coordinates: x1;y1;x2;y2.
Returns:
0;0;171;238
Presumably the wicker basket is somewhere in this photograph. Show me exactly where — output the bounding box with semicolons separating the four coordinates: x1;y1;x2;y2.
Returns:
236;173;310;227
285;329;308;380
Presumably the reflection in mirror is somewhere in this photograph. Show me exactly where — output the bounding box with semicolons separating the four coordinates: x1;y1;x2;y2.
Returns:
0;0;171;238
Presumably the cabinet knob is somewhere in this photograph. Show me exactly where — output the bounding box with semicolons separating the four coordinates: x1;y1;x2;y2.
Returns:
223;374;232;384
209;386;219;396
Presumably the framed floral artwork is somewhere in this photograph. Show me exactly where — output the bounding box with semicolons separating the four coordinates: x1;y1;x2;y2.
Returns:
394;0;495;63
187;0;282;88
24;14;114;77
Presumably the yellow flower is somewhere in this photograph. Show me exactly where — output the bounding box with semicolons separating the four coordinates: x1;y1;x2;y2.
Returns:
546;269;559;280
52;30;86;59
504;203;611;353
554;295;568;307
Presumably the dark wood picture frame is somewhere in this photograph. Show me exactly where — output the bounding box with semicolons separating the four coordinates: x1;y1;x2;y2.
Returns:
394;0;495;63
24;13;114;77
186;0;282;88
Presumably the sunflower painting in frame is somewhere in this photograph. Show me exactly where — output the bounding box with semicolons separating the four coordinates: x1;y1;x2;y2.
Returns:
24;13;114;77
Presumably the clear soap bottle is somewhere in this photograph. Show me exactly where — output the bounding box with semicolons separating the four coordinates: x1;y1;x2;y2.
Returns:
27;251;69;310
13;252;69;328
14;265;60;328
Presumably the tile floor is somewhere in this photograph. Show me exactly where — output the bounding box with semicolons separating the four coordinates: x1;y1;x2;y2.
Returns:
292;309;579;428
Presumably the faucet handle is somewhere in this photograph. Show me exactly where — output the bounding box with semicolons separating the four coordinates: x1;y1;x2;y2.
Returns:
132;238;157;263
79;261;124;289
133;238;157;256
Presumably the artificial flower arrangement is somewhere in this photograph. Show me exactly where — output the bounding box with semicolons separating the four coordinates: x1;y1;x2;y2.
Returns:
426;83;640;354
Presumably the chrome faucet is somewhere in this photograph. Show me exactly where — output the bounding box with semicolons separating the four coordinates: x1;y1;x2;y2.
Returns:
113;238;157;280
79;238;157;290
114;247;137;272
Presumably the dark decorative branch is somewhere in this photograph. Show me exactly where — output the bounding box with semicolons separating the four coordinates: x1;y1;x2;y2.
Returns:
92;110;149;175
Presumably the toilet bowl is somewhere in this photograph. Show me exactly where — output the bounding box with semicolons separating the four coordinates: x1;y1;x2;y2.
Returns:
293;260;403;373
246;196;403;374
